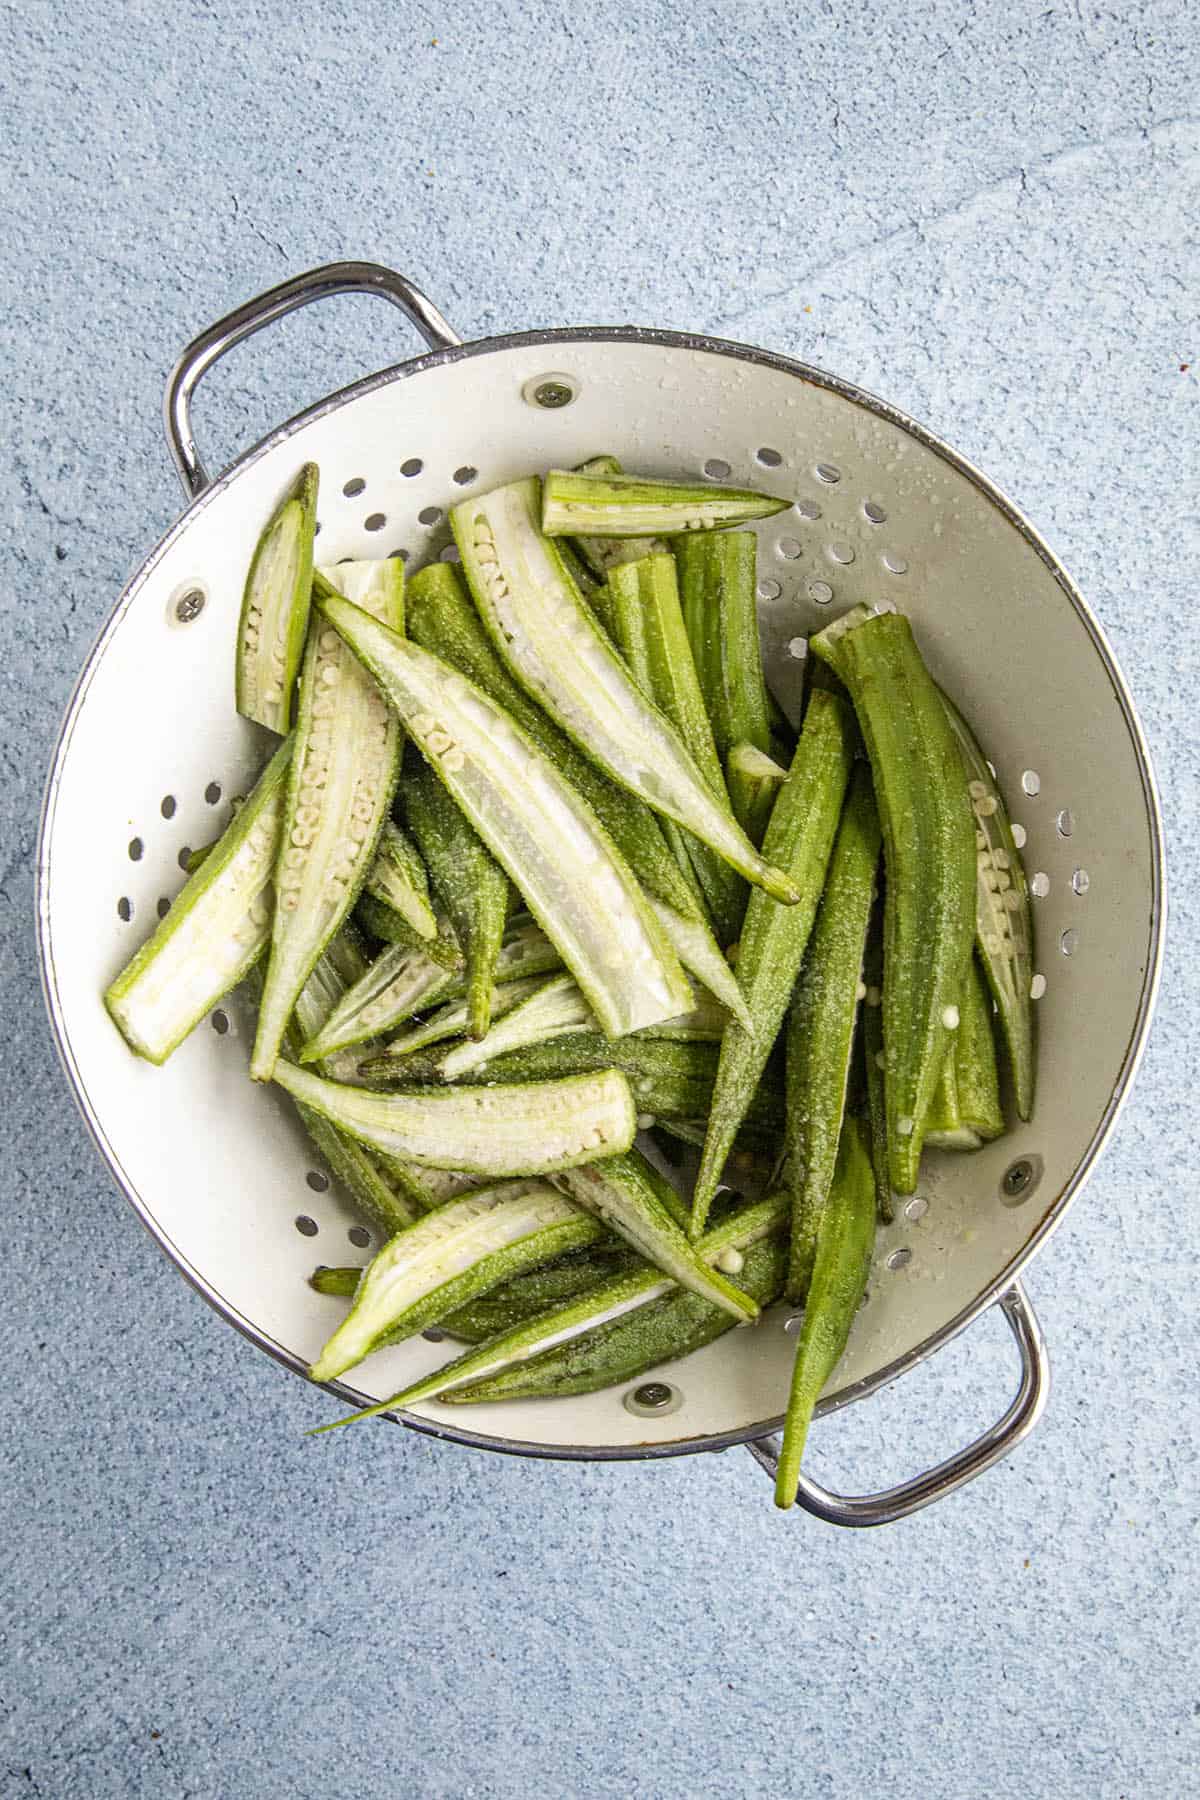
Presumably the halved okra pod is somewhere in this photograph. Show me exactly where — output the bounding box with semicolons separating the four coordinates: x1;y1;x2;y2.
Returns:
673;532;774;765
370;975;549;1072
811;607;977;1193
451;480;801;904
104;737;293;1063
726;743;788;847
309;1180;606;1383
319;592;693;1037
250;561;406;1081
691;687;857;1238
399;753;511;1039
404;563;749;1023
360;818;438;946
235;463;318;734
785;763;882;1301
353;892;463;970
541;468;787;538
774;1116;877;1510
273;1061;638;1178
313;1191;789;1426
563;455;670;577
607;552;746;942
924;952;1005;1150
941;692;1036;1120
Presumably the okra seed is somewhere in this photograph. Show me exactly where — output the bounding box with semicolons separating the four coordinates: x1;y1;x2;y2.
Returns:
715;1246;744;1275
636;1113;656;1131
443;749;465;772
976;830;987;850
866;986;881;1007
897;1116;914;1136
1030;973;1047;999
291;825;314;848
1004;890;1022;911
968;780;987;799
855;980;867;1001
875;1050;886;1070
992;848;1010;870
942;1005;960;1029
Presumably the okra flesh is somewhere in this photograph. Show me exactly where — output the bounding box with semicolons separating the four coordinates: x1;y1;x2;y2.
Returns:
775;1116;877;1510
567;455;670;576
251;562;405;1082
812;609;977;1193
726;743;788;847
375;975;548;1069
104;737;293;1064
273;1060;637;1176
406;563;736;971
439;1245;639;1342
785;763;882;1301
308;1181;602;1382
541;469;788;538
941;692;1036;1120
647;898;754;1031
558;1152;759;1322
692;688;857;1237
926;953;1004;1148
451;480;801;905
318;592;692;1037
437;973;591;1080
363;818;437;942
314;1192;789;1425
674;532;773;763
235;463;318;734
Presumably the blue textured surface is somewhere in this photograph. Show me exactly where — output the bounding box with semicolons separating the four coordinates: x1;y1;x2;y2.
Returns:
2;2;1197;1795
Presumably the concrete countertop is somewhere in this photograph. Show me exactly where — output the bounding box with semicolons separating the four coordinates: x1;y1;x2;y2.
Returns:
1;2;1195;1794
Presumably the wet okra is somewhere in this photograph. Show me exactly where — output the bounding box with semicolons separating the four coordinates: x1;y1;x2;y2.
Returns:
451;479;801;904
251;561;405;1081
924;952;1005;1150
541;468;787;538
726;743;788;846
235;463;318;734
811;606;977;1194
674;532;774;767
565;454;669;577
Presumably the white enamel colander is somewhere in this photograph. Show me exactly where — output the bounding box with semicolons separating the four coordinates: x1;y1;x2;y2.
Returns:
36;262;1165;1526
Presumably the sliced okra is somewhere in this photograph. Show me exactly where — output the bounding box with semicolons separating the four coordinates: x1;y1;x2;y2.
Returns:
541;468;787;538
726;743;788;847
235;463;318;734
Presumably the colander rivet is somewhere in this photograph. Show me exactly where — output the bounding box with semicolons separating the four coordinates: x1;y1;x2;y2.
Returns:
1003;1160;1033;1197
633;1382;672;1408
533;380;574;409
175;588;206;623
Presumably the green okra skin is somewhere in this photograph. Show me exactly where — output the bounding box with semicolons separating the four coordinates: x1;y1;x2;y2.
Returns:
673;532;773;763
451;480;802;905
371;976;547;1072
362;818;438;944
308;1181;605;1383
105;737;294;1063
785;763;882;1301
320;591;693;1038
302;916;559;1065
405;563;748;1007
775;1116;876;1510
354;893;463;970
273;1060;638;1177
370;1153;482;1212
607;552;747;942
251;561;406;1082
558;1151;758;1322
556;535;609;600
925;953;1005;1149
541;468;788;538
860;929;894;1222
440;1245;639;1341
691;688;857;1238
399;754;511;1039
940;692;1036;1120
312;1191;789;1426
726;743;788;847
566;455;670;577
310;1265;361;1297
448;1234;788;1402
235;463;319;734
436;973;591;1080
811;608;978;1193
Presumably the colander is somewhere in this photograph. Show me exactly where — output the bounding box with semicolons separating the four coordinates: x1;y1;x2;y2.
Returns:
36;261;1165;1527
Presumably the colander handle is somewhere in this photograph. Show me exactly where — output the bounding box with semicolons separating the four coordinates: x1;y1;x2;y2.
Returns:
745;1280;1049;1527
164;261;463;499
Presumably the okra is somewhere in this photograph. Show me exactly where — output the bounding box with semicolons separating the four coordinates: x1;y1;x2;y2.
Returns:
941;692;1036;1120
674;532;774;763
692;688;857;1237
557;1151;758;1322
104;738;293;1063
250;561;405;1081
353;892;463;969
775;1116;876;1510
860;929;893;1222
273;1060;637;1176
440;1244;638;1342
399;754;511;1039
925;953;1005;1150
362;819;437;944
451;480;801;904
726;743;788;847
373;975;548;1069
320;591;693;1038
310;1266;361;1297
541;468;787;538
313;1191;788;1425
785;764;881;1300
235;463;318;734
556;534;609;602
308;1181;604;1382
608;552;746;941
565;455;669;577
371;1154;482;1212
299;917;560;1065
811;607;977;1193
405;565;745;1007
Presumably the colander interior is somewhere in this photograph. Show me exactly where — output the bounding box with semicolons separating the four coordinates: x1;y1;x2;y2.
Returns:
38;332;1160;1456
